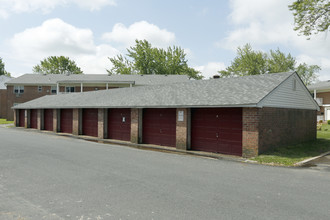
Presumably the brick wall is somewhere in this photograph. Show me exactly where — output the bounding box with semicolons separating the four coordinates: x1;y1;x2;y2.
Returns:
242;108;260;157
0;89;7;118
6;85;112;120
315;91;330;104
6;85;54;121
258;107;317;154
98;108;105;139
130;108;140;143
176;108;190;150
72;109;80;135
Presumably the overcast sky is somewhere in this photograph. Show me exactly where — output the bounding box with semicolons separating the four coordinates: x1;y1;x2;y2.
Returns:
1;0;329;80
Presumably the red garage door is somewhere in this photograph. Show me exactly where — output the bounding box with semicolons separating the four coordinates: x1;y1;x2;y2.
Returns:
191;108;242;156
44;109;53;131
30;109;38;129
143;108;176;147
19;109;25;127
60;109;73;134
107;108;131;141
82;109;98;137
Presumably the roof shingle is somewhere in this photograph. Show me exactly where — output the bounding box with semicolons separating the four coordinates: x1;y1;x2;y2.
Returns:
14;72;295;109
6;74;190;86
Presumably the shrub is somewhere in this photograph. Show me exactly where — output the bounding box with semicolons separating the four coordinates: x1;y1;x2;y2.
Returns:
319;120;323;124
328;120;330;125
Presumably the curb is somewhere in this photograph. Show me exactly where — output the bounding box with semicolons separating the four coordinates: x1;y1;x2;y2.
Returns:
294;151;330;167
9;126;245;163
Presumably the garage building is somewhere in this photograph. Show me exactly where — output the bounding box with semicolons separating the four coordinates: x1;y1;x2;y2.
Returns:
13;72;319;157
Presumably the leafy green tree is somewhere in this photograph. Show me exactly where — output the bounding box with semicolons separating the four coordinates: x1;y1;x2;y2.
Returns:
267;49;296;73
107;39;203;79
218;44;320;85
218;44;268;77
296;63;321;86
289;0;330;39
0;57;11;76
33;56;83;74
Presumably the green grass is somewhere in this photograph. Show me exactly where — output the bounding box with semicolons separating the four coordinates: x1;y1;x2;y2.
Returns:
0;118;14;124
251;124;330;166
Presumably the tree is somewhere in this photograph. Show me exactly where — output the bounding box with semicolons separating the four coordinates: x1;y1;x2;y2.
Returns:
107;39;203;79
267;49;296;73
218;44;268;77
218;44;320;85
289;0;330;39
296;63;321;85
33;56;83;75
0;57;11;76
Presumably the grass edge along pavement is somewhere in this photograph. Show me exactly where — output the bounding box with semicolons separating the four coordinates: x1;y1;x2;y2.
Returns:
251;124;330;166
0;118;13;125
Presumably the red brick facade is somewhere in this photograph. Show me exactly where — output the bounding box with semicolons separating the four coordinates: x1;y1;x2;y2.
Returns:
6;85;113;120
0;89;7;118
258;107;317;154
242;108;260;157
242;107;317;157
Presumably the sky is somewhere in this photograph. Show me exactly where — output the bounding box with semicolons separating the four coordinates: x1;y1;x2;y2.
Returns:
0;0;329;81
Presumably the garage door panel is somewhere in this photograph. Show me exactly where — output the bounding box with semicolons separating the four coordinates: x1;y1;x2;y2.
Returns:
108;109;131;141
60;109;73;133
19;110;25;127
82;109;98;137
44;109;53;131
191;108;242;156
30;109;38;129
143;108;176;147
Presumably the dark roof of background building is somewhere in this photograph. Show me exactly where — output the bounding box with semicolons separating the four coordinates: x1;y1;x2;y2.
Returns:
14;72;307;109
0;75;13;89
308;80;330;91
5;74;191;86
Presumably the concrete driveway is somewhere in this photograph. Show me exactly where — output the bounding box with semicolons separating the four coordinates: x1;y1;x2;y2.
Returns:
1;126;330;220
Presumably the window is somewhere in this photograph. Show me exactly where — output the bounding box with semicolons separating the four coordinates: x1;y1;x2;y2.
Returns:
14;86;24;94
38;86;42;92
65;86;75;93
51;86;57;94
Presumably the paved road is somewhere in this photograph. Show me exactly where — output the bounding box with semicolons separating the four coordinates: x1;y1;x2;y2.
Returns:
1;126;330;220
309;154;330;172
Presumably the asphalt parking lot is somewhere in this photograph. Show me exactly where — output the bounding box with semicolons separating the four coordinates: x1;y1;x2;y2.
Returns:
1;126;330;220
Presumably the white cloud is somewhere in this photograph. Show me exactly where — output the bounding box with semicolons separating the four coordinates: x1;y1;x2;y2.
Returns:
219;0;330;80
195;62;226;79
0;0;116;18
9;18;119;76
102;21;176;48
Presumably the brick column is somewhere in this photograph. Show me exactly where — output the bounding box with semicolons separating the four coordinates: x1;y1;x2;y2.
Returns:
98;108;105;139
242;108;260;157
14;109;17;127
53;109;58;132
25;110;29;128
37;109;43;130
72;108;80;135
131;108;142;144
176;108;190;150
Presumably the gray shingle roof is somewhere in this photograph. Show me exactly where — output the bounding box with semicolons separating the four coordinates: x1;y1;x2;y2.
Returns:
5;74;190;86
308;80;330;91
14;72;295;109
0;75;13;89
